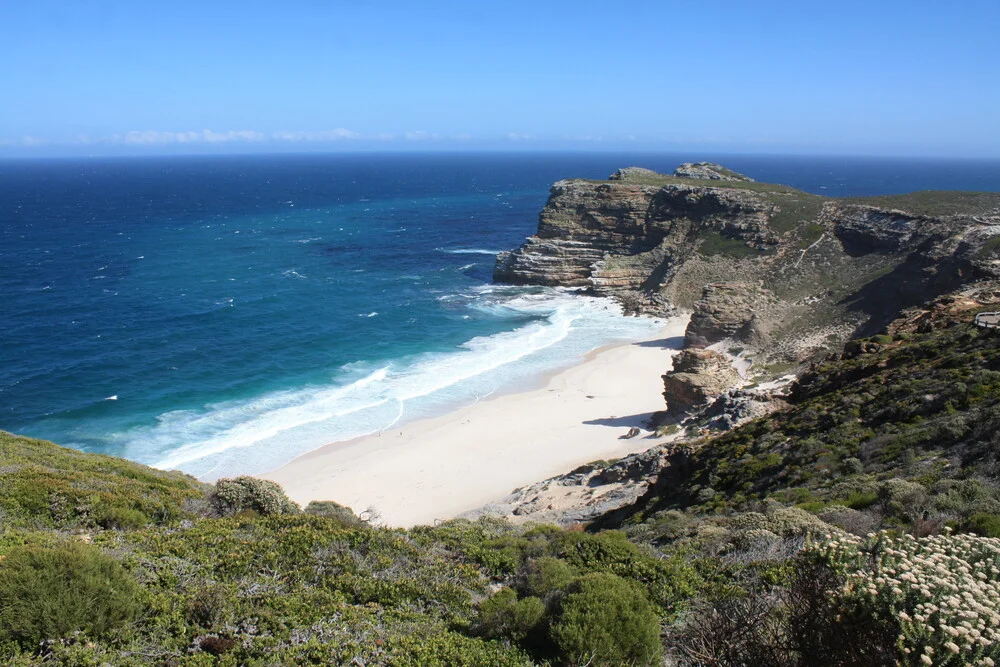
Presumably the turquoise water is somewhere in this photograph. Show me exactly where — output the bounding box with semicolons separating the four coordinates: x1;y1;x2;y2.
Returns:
2;153;998;478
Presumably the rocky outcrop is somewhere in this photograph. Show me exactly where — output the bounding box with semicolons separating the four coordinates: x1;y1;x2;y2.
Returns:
494;166;1000;473
885;279;1000;335
495;166;1000;360
831;205;947;254
609;166;660;181
493;180;662;287
685;283;769;348
662;349;743;416
462;445;676;526
673;162;755;182
493;179;779;302
700;380;794;431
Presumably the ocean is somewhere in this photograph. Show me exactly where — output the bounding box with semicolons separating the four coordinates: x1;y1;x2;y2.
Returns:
2;152;999;479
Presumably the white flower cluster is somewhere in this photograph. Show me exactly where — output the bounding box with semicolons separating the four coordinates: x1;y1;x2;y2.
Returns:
809;531;1000;666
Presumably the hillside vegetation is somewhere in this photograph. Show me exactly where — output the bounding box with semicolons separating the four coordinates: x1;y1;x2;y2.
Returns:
3;313;1000;665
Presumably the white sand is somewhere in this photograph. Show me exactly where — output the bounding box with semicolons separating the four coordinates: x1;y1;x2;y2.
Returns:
262;315;688;527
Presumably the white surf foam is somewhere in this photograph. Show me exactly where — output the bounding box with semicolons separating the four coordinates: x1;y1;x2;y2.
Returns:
136;289;668;479
436;247;503;255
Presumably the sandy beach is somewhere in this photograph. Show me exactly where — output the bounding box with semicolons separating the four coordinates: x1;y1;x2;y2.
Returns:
262;314;689;527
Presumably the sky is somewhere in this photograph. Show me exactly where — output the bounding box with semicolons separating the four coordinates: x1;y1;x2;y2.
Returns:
2;0;998;158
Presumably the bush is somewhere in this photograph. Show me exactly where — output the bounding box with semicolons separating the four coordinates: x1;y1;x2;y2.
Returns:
808;530;1000;664
473;588;545;642
95;505;149;530
550;573;662;667
516;557;576;601
304;500;365;526
0;542;145;648
211;476;300;516
965;512;1000;538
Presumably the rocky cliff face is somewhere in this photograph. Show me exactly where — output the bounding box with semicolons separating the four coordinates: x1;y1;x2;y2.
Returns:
495;166;1000;367
494;165;1000;428
661;349;743;416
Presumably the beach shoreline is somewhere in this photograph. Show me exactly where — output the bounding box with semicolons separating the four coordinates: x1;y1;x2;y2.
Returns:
261;314;689;527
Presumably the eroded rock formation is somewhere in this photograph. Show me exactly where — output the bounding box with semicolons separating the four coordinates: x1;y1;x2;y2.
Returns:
661;349;743;416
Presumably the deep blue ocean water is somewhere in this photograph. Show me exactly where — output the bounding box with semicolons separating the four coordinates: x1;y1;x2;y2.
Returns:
2;153;999;478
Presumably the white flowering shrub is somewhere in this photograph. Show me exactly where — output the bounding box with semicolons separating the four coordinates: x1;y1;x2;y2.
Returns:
211;476;300;516
809;530;1000;666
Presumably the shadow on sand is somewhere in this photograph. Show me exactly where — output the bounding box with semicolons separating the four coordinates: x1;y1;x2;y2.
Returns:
583;412;659;429
632;335;685;349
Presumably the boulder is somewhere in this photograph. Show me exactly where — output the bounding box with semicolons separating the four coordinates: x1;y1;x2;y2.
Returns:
662;349;742;416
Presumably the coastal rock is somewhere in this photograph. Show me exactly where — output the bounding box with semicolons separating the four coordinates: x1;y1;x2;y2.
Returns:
608;166;660;181
685;283;769;348
496;165;1000;364
700;380;793;431
494;179;662;288
462;445;675;526
673;162;755;182
662;349;742;416
831;205;941;254
493;175;779;312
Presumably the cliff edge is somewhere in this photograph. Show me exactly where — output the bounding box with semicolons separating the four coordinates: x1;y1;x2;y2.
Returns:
495;165;1000;369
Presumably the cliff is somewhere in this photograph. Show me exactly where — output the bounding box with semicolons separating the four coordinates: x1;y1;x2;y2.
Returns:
495;166;1000;368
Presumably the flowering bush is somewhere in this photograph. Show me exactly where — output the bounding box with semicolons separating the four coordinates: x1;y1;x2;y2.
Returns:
210;476;300;516
809;530;1000;666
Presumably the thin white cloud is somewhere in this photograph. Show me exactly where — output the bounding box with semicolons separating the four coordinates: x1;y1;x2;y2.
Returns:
404;131;440;141
271;129;360;141
117;129;266;145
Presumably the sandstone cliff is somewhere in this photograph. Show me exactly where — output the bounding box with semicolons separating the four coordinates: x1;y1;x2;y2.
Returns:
495;165;1000;368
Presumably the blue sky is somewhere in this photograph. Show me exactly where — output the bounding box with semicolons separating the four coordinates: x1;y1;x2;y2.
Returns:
2;0;998;157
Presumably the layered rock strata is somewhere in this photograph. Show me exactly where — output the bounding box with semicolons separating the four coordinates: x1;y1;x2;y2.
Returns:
684;283;769;349
495;166;1000;361
661;349;743;416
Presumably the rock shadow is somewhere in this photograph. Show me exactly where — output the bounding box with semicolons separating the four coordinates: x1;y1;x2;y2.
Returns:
632;336;685;349
583;412;658;429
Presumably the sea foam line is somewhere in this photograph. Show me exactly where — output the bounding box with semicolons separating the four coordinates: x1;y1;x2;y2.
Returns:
142;291;663;478
435;247;503;255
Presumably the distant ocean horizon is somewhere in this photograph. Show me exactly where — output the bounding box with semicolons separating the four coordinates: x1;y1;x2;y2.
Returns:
3;152;999;479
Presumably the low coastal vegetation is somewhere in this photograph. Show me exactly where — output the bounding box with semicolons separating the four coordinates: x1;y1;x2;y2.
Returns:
3;317;1000;665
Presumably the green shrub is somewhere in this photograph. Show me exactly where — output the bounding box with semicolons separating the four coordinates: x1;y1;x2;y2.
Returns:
516;557;576;600
549;572;662;667
304;500;365;526
841;457;864;474
0;542;145;648
965;512;1000;537
211;476;300;516
0;431;208;529
95;505;149;530
844;490;879;509
556;530;699;614
185;582;231;628
473;588;545;642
